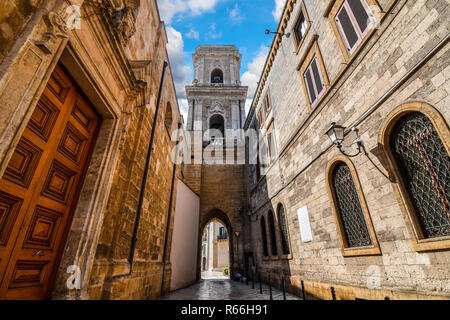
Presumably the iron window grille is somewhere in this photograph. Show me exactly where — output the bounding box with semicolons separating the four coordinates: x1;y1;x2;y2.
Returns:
261;216;269;256
268;211;278;256
278;204;291;255
390;112;450;238
332;162;372;247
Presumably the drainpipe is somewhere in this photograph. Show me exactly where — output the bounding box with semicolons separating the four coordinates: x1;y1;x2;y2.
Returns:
129;61;168;271
160;121;182;296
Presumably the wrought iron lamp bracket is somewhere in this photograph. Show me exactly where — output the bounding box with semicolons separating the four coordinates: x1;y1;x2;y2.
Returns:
337;140;363;158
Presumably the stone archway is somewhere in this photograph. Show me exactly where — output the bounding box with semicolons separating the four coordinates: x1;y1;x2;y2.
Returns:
197;209;234;280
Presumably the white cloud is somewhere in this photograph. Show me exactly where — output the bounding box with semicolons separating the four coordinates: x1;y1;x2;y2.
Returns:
228;3;243;24
177;98;189;126
186;28;199;40
241;45;270;105
157;0;221;24
272;0;285;22
245;98;253;116
207;23;222;40
166;27;192;101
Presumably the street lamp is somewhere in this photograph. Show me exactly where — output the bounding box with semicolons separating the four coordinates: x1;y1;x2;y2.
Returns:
326;122;395;181
265;29;291;38
325;122;363;158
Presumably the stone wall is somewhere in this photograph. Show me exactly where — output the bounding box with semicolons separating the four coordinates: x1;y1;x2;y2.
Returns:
246;0;450;299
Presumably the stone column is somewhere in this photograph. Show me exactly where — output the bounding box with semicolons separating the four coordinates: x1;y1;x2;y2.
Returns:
187;99;194;130
230;59;235;84
194;99;203;132
240;100;246;128
231;100;239;138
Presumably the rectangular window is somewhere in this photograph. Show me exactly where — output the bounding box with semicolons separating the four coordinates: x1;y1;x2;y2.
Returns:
295;11;308;45
263;93;272;115
335;0;373;55
267;123;278;164
293;2;311;52
259;139;268;174
257;108;265;128
303;56;325;106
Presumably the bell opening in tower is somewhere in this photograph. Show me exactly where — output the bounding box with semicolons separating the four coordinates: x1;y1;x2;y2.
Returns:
211;69;224;84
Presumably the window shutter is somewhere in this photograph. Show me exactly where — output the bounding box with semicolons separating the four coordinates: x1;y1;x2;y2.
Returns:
311;58;324;95
304;68;316;104
336;5;359;50
348;0;371;34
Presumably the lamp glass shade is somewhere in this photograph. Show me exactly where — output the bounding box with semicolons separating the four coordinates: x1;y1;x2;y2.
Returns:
326;123;345;145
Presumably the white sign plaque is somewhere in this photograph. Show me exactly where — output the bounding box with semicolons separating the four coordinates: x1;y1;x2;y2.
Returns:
297;205;313;243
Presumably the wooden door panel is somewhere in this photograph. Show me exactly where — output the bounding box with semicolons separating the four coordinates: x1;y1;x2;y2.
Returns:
27;97;60;142
57;123;88;165
21;205;63;250
0;192;23;247
3;137;43;188
0;65;100;299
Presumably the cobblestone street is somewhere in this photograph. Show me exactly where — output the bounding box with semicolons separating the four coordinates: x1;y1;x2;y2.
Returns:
160;279;301;300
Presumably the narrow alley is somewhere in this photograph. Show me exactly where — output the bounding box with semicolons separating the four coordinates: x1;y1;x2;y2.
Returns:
160;279;301;300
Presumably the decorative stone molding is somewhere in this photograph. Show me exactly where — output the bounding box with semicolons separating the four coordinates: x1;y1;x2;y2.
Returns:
35;12;69;54
112;6;137;46
209;101;225;116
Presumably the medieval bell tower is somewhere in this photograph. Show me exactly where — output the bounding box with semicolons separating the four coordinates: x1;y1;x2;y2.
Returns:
186;45;248;141
184;45;249;279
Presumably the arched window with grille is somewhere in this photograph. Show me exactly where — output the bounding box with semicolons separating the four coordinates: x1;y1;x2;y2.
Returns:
388;111;450;240
326;157;380;256
260;216;269;257
277;204;291;255
268;210;278;256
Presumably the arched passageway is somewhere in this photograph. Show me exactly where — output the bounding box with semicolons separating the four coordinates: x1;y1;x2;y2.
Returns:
198;209;234;280
201;219;230;279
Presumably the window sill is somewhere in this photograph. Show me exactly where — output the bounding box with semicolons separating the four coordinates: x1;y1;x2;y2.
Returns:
413;236;450;252
342;245;381;257
281;253;292;260
270;255;280;261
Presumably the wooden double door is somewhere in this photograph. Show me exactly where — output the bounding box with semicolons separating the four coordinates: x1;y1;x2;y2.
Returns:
0;65;100;299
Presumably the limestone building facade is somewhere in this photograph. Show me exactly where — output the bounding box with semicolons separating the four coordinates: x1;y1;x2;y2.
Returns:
245;0;450;300
0;0;183;300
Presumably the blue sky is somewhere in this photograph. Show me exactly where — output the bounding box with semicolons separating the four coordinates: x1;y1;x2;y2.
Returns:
156;0;286;120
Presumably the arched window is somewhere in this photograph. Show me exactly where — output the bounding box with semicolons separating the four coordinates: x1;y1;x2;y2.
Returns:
209;114;225;138
389;112;450;239
211;69;224;84
165;102;173;133
277;204;290;255
260;216;268;257
268;210;278;256
331;162;372;248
